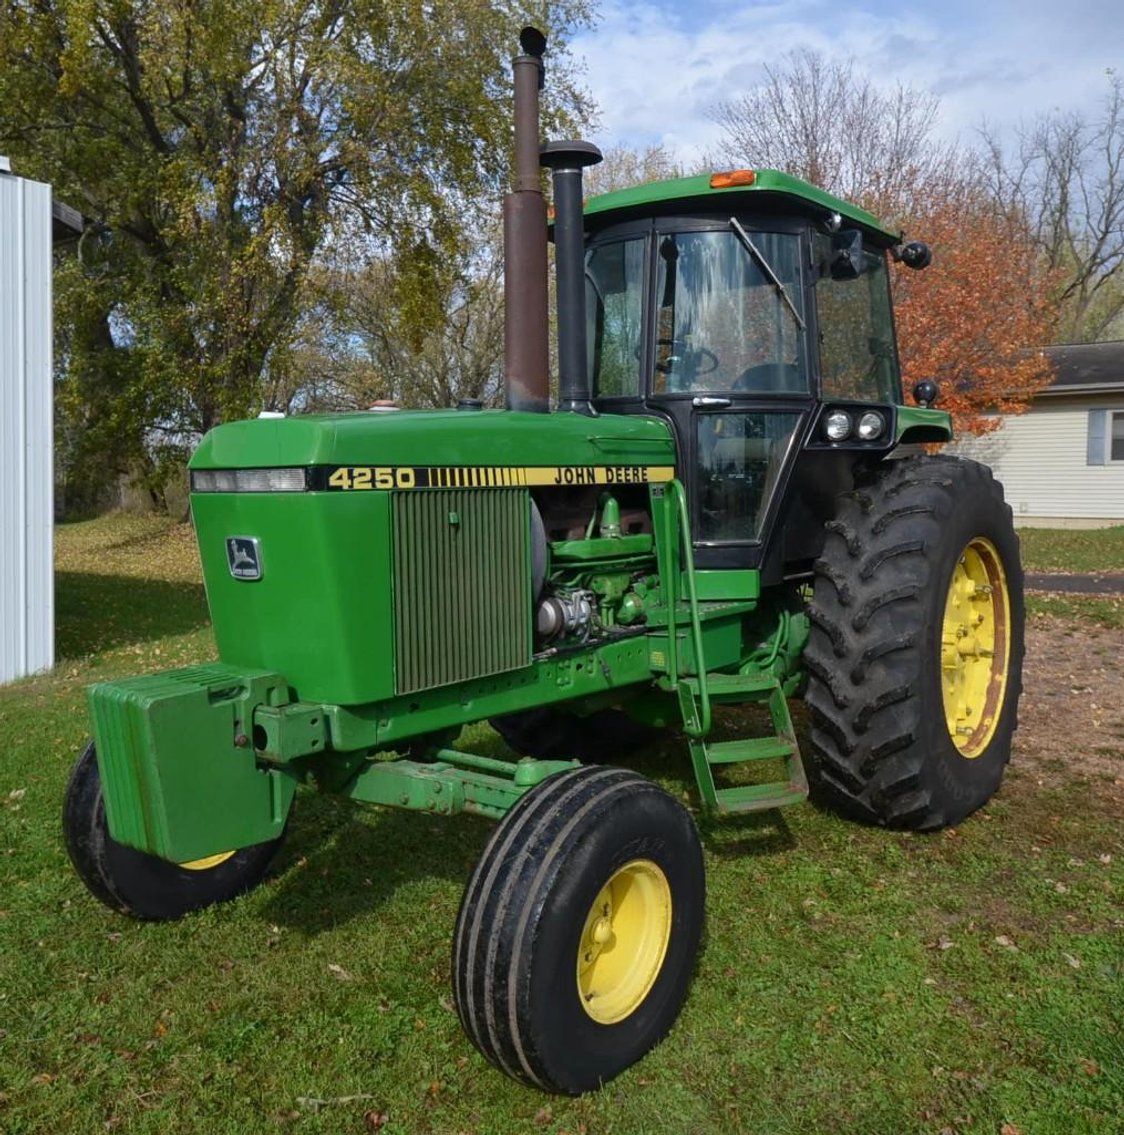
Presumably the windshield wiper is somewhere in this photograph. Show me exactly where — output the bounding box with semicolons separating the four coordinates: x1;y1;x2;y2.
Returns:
728;217;806;331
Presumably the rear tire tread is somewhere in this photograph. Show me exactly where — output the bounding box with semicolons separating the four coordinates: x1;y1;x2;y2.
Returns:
803;456;1024;830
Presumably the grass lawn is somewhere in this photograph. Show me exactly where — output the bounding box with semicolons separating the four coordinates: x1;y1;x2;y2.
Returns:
0;516;1120;1134
1019;524;1124;628
1018;526;1124;574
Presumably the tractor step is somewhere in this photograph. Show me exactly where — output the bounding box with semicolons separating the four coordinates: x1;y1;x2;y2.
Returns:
704;737;795;764
678;672;809;816
679;672;779;696
714;782;809;812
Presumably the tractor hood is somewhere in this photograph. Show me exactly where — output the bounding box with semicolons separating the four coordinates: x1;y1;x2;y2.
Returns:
190;408;677;472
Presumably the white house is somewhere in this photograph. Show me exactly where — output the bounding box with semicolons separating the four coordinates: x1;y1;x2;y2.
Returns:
951;341;1124;527
0;158;81;684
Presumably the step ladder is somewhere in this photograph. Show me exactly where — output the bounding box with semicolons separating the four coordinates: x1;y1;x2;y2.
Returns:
677;672;808;814
659;479;808;815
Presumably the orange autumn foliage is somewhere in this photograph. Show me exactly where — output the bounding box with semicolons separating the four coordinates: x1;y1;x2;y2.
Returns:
890;186;1060;436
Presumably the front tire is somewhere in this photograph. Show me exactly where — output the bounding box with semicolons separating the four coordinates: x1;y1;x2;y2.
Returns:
63;742;286;920
452;766;705;1094
803;455;1024;830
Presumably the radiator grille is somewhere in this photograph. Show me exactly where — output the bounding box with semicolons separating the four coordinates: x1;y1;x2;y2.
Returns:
392;489;531;695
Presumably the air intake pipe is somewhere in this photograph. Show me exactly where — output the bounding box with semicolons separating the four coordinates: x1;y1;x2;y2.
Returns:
503;28;550;414
541;140;603;415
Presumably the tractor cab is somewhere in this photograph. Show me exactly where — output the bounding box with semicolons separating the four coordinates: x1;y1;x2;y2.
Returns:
580;171;923;575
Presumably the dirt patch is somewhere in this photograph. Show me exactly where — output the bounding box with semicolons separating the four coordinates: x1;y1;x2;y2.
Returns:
1010;614;1124;807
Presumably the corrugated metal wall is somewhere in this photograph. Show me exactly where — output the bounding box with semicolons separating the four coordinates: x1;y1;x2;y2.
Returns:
951;396;1124;524
0;171;54;684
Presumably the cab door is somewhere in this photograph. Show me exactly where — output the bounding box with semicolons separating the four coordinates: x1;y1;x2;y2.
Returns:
643;220;814;568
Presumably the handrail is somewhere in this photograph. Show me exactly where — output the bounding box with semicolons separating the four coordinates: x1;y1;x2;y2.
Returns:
667;479;711;738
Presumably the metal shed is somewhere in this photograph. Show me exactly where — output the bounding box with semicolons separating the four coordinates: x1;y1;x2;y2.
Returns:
0;159;80;684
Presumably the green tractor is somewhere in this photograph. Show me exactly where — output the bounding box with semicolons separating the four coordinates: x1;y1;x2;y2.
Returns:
63;29;1023;1095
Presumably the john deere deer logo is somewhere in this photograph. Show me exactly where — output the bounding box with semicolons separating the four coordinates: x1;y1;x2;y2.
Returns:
226;537;263;580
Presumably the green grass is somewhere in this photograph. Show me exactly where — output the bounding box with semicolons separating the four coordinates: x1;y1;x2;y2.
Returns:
1026;594;1124;629
1018;526;1124;573
0;517;1120;1134
1019;524;1124;627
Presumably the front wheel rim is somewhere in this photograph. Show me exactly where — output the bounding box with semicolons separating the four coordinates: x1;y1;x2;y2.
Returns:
576;859;672;1025
178;851;237;871
941;537;1011;758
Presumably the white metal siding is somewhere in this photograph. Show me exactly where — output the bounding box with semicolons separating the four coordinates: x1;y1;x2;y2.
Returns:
951;396;1124;522
0;172;54;684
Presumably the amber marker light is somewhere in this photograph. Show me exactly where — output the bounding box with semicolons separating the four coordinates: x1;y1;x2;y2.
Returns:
709;169;756;188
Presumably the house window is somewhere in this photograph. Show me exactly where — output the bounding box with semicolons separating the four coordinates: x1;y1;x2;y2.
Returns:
1087;408;1124;464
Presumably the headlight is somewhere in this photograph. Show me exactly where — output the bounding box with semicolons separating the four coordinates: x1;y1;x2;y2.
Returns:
191;468;307;492
823;410;852;442
857;411;886;441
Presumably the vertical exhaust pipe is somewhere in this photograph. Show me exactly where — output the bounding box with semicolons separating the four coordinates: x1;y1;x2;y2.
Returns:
503;28;550;413
541;140;603;415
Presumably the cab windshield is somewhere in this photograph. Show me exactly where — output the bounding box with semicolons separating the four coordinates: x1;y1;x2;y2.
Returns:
653;228;808;395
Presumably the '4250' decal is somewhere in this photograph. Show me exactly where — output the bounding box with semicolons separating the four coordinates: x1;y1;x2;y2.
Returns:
324;464;676;490
328;466;416;490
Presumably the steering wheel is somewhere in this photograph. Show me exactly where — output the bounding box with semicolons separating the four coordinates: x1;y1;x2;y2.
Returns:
733;361;802;392
655;338;719;377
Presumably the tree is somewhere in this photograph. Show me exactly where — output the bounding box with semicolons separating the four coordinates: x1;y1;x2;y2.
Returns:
279;226;507;413
583;142;684;197
709;48;949;218
707;48;1058;432
892;185;1058;436
981;72;1124;342
0;0;591;506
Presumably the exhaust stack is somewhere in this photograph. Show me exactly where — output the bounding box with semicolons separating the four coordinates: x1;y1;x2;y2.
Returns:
542;140;603;415
503;28;550;414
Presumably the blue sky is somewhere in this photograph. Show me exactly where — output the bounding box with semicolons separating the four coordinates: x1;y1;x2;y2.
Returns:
568;0;1123;162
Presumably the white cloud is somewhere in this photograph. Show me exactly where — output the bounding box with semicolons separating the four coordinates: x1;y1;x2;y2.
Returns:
568;0;1122;166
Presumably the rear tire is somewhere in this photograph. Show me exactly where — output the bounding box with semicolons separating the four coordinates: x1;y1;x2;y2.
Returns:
63;742;286;920
803;455;1024;830
452;766;705;1094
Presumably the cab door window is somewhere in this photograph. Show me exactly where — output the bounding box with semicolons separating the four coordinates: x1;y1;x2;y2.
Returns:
697;411;802;542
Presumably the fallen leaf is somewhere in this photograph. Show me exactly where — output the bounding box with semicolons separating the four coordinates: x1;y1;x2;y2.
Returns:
327;963;353;981
1063;953;1081;969
364;1112;388;1131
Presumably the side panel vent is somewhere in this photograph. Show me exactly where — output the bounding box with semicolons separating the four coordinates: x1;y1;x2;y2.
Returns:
393;489;531;695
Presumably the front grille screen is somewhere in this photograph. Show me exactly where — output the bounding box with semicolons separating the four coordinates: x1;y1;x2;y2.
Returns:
392;489;531;695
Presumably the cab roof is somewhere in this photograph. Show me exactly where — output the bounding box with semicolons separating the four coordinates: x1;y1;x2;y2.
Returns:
582;169;899;243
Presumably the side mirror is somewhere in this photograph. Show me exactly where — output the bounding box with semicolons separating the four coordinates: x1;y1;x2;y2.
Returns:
893;240;932;270
830;229;864;280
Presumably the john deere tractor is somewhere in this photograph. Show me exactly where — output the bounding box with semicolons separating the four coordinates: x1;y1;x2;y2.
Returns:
63;29;1024;1095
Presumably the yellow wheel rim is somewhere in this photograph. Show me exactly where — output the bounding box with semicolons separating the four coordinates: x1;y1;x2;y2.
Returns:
941;537;1011;758
576;859;672;1025
178;851;236;871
